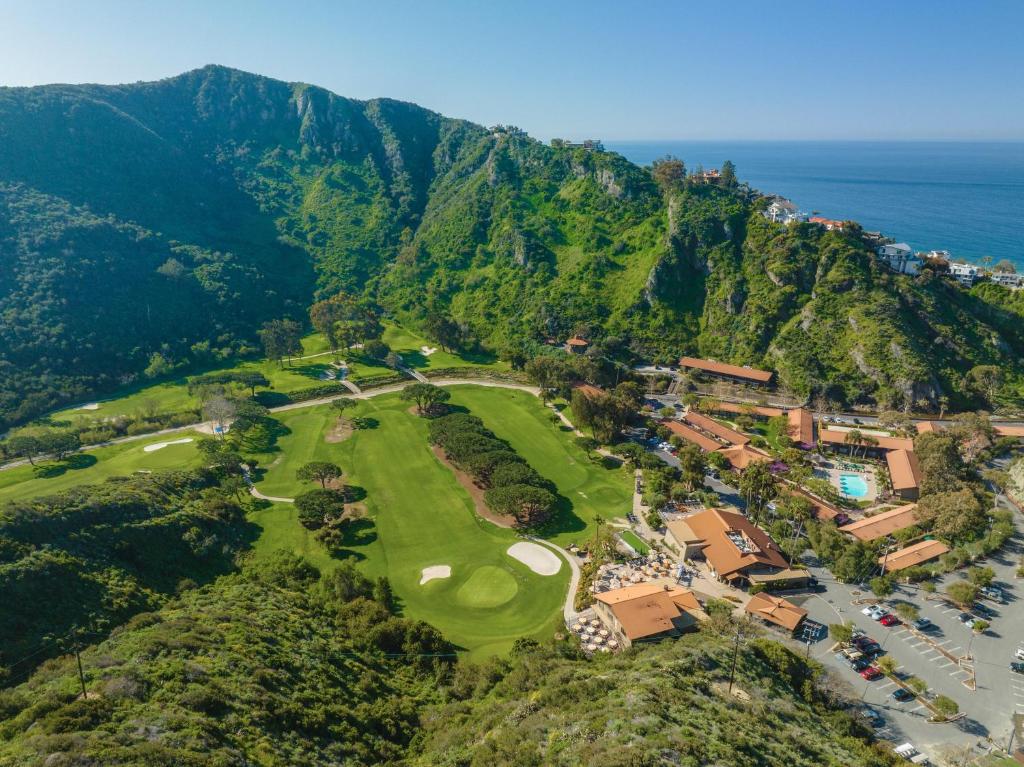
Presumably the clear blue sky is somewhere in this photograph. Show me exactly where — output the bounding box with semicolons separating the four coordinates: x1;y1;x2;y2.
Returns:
1;0;1022;140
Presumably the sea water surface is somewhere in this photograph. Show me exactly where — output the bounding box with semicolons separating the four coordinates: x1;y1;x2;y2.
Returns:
606;141;1024;269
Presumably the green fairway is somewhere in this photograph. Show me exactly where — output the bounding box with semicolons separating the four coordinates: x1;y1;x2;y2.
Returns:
0;433;202;503
444;386;633;547
252;392;567;657
382;325;509;374
620;530;650;555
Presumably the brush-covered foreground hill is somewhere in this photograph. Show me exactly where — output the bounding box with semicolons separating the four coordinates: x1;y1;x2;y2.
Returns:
1;65;1022;426
0;553;897;767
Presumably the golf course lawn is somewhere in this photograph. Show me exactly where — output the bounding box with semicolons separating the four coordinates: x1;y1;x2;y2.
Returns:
620;530;650;555
0;432;203;503
444;385;633;548
251;392;567;657
382;325;509;374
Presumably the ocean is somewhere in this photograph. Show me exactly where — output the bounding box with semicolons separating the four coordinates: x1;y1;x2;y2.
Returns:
606;141;1024;269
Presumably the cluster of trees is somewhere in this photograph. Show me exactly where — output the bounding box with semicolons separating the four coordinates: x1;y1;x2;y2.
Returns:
308;292;383;355
400;383;452;416
1;429;81;465
570;381;643;443
650;155;739;193
427;413;557;529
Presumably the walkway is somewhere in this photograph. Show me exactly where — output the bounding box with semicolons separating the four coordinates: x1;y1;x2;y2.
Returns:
400;365;429;383
530;537;583;625
241;465;294;503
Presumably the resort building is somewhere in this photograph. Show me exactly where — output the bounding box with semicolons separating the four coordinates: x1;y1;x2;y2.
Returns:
716;444;773;472
877;243;923;275
808;216;845;231
682;411;749;446
705;401;783;420
665;420;723;453
676;508;806;588
840;504;920;542
948;262;980;286
777;482;841;522
744;592;807;633
886;449;923;501
679;357;774;388
763;198;805;225
786;407;815;447
878;540;950;573
593;583;704;649
817;428;915;457
915;420;941;434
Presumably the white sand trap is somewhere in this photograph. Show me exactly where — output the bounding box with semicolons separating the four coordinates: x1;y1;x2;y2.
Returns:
143;437;194;453
78;403;100;411
420;345;438;356
419;565;451;585
507;542;562;576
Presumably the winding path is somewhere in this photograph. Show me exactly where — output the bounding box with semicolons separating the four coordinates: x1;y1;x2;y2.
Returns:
529;537;583;625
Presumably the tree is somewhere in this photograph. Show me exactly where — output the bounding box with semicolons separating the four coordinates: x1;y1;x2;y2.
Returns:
7;434;41;466
706;451;728;471
843;429;863;457
483;484;557;529
966;365;1003;405
236;372;270;397
524;356;573;403
916;489;985;541
651;155;686;192
362;339;390;361
309;293;379;354
829;622;853;644
906;676;928;695
39;431;81;461
259;319;304;367
945;580;979;608
720;160;737;188
144;352;174;379
295;488;346;529
966;565;995;587
195;438;244;475
385;351;402;370
875;656;897;676
296;461;343;489
677;445;707;491
993;258;1017;274
203;395;237;434
738;461;776;519
894;603;919;623
574;436;599;457
424;313;462;352
869;576;894;598
931;695;959;720
400;383;451;415
331;397;358;424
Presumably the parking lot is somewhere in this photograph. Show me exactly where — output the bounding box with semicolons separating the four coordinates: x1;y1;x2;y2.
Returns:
795;522;1023;760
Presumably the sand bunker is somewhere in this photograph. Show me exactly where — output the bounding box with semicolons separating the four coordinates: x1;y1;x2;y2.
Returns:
420;345;438;356
143;437;194;453
419;565;452;585
78;403;100;411
507;542;562;576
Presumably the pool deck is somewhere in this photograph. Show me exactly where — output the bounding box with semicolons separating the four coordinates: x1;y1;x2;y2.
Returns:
815;461;879;503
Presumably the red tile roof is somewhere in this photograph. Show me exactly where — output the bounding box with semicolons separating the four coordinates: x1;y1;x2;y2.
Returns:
683;411;750;445
683;507;789;580
886;449;922;492
679;357;773;384
665;420;723;452
787;408;814;445
818;428;915;451
841;504;920;542
745;592;807;631
878;540;950;572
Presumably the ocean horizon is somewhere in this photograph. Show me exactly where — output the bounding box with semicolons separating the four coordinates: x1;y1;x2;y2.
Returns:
606;140;1024;270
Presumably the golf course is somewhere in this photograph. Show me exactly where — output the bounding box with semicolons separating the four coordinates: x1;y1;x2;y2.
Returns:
1;375;632;657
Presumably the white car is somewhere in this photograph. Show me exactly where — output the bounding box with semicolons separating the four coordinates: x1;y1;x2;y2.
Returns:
862;605;886;620
1015;648;1024;661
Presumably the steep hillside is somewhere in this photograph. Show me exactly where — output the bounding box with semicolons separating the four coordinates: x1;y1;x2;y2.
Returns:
1;65;1022;426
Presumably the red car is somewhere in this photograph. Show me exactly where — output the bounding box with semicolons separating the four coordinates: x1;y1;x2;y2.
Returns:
879;614;901;627
859;666;882;680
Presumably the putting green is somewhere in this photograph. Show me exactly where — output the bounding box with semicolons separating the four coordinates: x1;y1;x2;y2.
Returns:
455;566;519;608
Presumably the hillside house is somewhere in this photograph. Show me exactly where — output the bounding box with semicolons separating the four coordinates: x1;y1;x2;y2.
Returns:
877;243;923;275
809;216;845;231
763;198;805;225
693;168;721;184
949;262;980;286
991;272;1024;289
565;336;589;354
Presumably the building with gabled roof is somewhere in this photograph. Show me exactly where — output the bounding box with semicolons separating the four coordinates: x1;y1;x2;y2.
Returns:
886;449;922;501
744;592;807;632
787;408;814;447
683;411;749;446
840;504;919;542
593;583;704;648
878;540;950;573
679;357;774;387
717;444;773;471
665;420;723;453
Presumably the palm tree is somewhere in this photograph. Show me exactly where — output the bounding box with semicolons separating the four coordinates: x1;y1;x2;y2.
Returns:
844;429;863;457
860;434;879;459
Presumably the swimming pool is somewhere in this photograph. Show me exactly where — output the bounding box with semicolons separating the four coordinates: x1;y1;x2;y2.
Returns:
839;473;869;498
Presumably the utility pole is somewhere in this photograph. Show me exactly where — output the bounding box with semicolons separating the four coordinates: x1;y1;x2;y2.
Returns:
74;644;87;699
728;626;743;694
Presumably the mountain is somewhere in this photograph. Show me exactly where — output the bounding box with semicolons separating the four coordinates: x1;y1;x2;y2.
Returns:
1;65;1022;427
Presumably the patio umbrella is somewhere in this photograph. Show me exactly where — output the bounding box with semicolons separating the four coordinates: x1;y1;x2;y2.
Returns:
586;643;598;652
599;629;609;637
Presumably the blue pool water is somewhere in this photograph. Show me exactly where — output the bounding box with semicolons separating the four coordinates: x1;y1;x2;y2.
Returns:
839;473;869;498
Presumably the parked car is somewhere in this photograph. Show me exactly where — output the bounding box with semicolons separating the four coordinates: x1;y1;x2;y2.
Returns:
1015;648;1024;661
851;657;872;671
958;613;980;629
971;602;996;619
879;614;901;627
912;617;933;631
860;706;885;727
859;666;883;680
1011;662;1024;674
980;585;1005;603
891;688;915;703
862;605;886;620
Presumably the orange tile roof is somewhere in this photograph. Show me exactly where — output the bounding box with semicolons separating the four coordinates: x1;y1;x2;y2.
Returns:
818;428;915;451
709;401;784;418
665;420;723;452
683;411;750;445
572;383;605;400
682;507;789;580
779;483;840;521
915;421;941;434
886;449;922;491
594;583;701;640
716;444;772;470
787;408;814;445
566;336;589;346
995;424;1024;437
840;504;920;542
744;592;807;631
679;357;774;384
878;540;950;572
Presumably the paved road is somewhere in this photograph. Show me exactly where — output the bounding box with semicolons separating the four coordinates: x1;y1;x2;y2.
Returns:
531;537;583;625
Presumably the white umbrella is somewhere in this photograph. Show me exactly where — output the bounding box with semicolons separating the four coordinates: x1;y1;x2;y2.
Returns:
593;635;605;644
585;626;596;635
586;643;598;652
608;639;619;648
590;618;601;627
599;629;609;637
600;646;610;653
